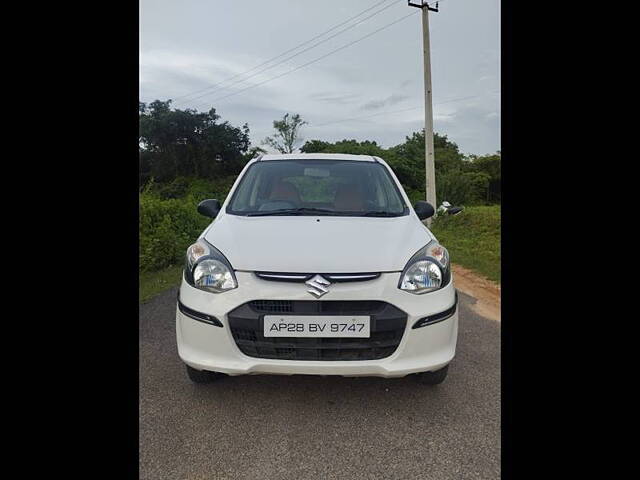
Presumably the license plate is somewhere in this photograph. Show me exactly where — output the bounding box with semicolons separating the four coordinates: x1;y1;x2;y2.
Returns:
263;315;370;338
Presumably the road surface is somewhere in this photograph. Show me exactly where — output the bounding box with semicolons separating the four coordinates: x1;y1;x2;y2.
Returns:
140;288;500;479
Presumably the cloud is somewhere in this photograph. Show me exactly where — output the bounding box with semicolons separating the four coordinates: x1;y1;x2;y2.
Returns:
140;0;500;155
434;104;500;155
360;93;410;111
310;92;362;104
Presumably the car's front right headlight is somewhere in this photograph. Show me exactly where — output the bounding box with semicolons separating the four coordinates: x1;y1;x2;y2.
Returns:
398;240;450;294
184;239;237;293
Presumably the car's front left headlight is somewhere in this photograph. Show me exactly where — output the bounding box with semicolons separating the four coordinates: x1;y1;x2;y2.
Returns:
184;239;237;293
399;241;450;294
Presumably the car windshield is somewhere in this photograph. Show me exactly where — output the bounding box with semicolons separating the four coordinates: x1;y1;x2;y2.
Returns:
226;159;408;217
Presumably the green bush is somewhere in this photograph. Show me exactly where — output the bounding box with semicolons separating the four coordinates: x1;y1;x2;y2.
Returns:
139;195;206;271
139;176;236;271
145;175;236;202
408;171;492;207
430;205;501;282
436;170;491;206
405;188;426;206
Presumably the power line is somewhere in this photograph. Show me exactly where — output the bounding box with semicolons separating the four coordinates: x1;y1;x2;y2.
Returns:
179;0;403;106
172;0;400;104
195;10;419;109
309;106;422;128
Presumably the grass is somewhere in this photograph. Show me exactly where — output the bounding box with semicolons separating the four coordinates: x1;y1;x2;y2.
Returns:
139;264;184;303
430;205;501;283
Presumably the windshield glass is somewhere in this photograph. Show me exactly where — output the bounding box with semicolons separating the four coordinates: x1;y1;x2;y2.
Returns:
227;160;408;217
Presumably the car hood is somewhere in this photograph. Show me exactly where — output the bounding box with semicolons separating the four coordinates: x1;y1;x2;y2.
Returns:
202;214;433;273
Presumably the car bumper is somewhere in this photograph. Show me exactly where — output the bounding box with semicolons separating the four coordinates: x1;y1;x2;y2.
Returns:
176;271;458;378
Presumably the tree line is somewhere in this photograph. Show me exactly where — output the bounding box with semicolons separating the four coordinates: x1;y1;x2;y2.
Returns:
139;100;500;205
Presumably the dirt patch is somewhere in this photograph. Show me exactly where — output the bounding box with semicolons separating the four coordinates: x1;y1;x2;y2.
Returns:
452;264;501;322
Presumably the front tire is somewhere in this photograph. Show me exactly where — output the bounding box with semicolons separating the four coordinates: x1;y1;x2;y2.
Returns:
416;365;449;385
185;364;226;383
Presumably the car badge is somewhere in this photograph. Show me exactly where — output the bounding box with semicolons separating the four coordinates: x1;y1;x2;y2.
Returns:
305;274;331;298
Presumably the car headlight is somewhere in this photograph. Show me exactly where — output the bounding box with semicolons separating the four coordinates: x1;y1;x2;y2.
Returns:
184;239;237;293
399;241;450;294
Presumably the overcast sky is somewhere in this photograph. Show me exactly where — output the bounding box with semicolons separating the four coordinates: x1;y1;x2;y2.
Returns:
140;0;500;156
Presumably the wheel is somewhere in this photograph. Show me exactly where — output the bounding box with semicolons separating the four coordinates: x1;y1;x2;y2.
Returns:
185;364;226;383
416;365;449;385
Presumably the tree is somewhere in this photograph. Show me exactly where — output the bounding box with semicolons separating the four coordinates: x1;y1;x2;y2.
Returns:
297;131;497;206
243;145;267;162
436;170;491;206
468;152;501;203
262;113;307;153
300;139;331;153
139;99;251;185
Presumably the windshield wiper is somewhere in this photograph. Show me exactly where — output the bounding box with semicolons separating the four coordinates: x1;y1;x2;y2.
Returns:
246;208;400;217
246;207;336;217
360;211;400;217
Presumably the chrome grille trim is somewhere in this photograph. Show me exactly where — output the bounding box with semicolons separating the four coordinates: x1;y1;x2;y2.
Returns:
255;272;380;283
255;273;310;281
326;274;380;281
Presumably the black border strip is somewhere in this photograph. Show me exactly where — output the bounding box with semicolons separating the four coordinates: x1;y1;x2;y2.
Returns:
411;291;458;329
177;294;223;327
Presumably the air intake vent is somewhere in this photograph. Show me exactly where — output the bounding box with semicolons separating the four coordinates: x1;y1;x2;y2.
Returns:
249;300;294;313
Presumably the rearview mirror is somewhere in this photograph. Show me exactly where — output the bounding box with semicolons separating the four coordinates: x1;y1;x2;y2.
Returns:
197;199;221;218
414;201;435;220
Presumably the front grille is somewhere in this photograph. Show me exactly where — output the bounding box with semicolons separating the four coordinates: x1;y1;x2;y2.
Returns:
249;300;385;314
250;300;294;313
228;301;407;361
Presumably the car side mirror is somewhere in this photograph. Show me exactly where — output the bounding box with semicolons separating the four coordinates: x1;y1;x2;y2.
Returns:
414;201;435;220
197;199;221;218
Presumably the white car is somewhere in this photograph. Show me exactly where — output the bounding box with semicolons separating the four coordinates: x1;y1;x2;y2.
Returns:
176;153;458;385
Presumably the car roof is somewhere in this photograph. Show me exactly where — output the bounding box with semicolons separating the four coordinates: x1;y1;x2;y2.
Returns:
258;153;376;162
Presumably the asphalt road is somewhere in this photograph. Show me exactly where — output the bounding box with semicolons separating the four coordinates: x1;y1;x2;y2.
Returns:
140;288;500;480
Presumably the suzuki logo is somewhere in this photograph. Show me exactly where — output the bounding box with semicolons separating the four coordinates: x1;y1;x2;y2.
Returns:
306;274;331;298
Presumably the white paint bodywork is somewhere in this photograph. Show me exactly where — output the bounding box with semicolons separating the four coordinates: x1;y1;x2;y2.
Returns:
176;153;458;378
204;215;432;273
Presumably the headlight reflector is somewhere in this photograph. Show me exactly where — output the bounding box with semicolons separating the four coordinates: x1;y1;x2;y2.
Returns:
400;260;443;293
193;259;236;292
184;239;237;293
398;240;450;294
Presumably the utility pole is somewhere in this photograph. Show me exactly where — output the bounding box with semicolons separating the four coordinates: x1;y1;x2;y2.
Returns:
408;0;438;226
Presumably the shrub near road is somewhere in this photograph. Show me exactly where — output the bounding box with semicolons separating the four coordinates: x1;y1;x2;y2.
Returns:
139;177;234;272
430;205;501;283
